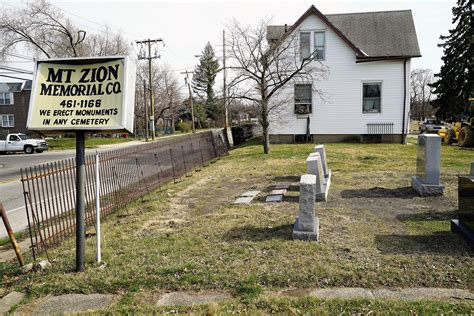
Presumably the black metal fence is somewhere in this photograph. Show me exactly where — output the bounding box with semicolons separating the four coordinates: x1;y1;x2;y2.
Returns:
20;130;228;258
366;122;395;143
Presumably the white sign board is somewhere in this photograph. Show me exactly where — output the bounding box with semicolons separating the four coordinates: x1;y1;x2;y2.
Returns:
27;56;135;132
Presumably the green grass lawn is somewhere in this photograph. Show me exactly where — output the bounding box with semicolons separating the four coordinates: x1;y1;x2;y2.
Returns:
1;138;473;313
47;137;134;150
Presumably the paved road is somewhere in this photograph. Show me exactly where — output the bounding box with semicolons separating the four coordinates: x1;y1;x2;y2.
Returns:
0;140;145;238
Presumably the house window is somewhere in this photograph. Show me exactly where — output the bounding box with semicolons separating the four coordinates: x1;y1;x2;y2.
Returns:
1;114;14;127
294;84;312;114
363;83;382;113
0;92;13;105
314;32;325;60
300;32;311;60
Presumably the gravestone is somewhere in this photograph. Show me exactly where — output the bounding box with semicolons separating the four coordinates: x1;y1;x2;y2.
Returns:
451;164;474;247
293;174;319;241
411;134;444;196
313;145;331;180
306;153;329;201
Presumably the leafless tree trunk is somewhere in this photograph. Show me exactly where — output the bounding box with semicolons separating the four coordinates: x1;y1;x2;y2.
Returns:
226;19;327;154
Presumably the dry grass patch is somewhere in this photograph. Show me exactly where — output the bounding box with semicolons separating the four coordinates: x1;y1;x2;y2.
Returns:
0;138;472;312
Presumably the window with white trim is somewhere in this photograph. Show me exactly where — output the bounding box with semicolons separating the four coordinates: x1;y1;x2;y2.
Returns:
300;31;326;61
0;92;13;105
314;31;325;60
300;32;311;60
362;82;382;113
1;114;14;127
294;84;312;114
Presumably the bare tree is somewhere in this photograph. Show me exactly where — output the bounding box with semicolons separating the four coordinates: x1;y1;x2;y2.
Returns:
135;62;183;132
0;0;129;59
226;19;327;154
410;68;434;120
154;65;184;123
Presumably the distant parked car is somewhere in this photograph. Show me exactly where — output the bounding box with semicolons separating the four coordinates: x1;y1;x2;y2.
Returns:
419;119;445;134
0;133;48;154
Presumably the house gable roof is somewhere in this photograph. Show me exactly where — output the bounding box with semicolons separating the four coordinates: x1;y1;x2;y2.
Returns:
267;6;421;59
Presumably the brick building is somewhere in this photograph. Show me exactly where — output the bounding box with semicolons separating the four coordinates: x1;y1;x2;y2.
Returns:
0;80;32;134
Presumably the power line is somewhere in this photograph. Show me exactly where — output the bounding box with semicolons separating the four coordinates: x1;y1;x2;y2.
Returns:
3;52;35;61
0;65;33;74
0;74;31;80
49;2;148;40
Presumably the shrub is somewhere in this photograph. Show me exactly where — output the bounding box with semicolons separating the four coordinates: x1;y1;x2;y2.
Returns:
177;121;192;133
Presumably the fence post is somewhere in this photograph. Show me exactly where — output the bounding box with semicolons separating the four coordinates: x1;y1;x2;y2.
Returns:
20;168;36;260
170;148;176;183
181;145;187;175
0;203;25;266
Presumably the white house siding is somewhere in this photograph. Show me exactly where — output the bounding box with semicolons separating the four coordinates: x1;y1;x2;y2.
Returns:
268;14;411;138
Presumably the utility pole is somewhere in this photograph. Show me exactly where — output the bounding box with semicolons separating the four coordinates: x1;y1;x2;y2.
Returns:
181;70;196;133
223;30;229;130
222;30;233;146
136;38;164;140
143;80;149;141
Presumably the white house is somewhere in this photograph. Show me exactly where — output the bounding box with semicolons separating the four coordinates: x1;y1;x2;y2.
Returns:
267;5;421;143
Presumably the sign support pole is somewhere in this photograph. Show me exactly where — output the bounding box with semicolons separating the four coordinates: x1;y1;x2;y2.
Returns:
75;131;86;272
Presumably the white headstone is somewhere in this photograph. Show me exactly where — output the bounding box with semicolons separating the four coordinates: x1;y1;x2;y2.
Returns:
314;145;329;178
306;153;329;201
293;174;319;241
412;134;444;195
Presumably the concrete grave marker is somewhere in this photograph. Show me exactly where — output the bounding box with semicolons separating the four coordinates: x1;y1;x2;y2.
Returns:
269;189;286;196
275;183;291;190
233;190;260;204
293;174;319;241
314;145;331;179
306;153;329;201
241;191;260;197
265;194;283;203
411;134;444;196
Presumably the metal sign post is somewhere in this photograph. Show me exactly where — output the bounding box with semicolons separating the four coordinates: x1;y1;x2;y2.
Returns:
75;131;86;272
27;56;136;272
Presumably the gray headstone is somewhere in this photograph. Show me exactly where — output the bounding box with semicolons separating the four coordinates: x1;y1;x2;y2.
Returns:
275;183;291;190
412;134;444;196
314;145;329;177
265;194;283;203
241;191;260;197
306;153;330;201
234;196;254;204
269;189;286;196
470;162;474;176
293;174;319;241
458;175;474;233
306;154;324;194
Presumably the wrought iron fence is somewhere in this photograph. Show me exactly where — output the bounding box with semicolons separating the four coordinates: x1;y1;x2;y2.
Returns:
366;122;395;143
20;130;228;258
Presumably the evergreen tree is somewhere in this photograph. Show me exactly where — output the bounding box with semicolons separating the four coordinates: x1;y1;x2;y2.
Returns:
192;42;222;122
430;0;473;119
